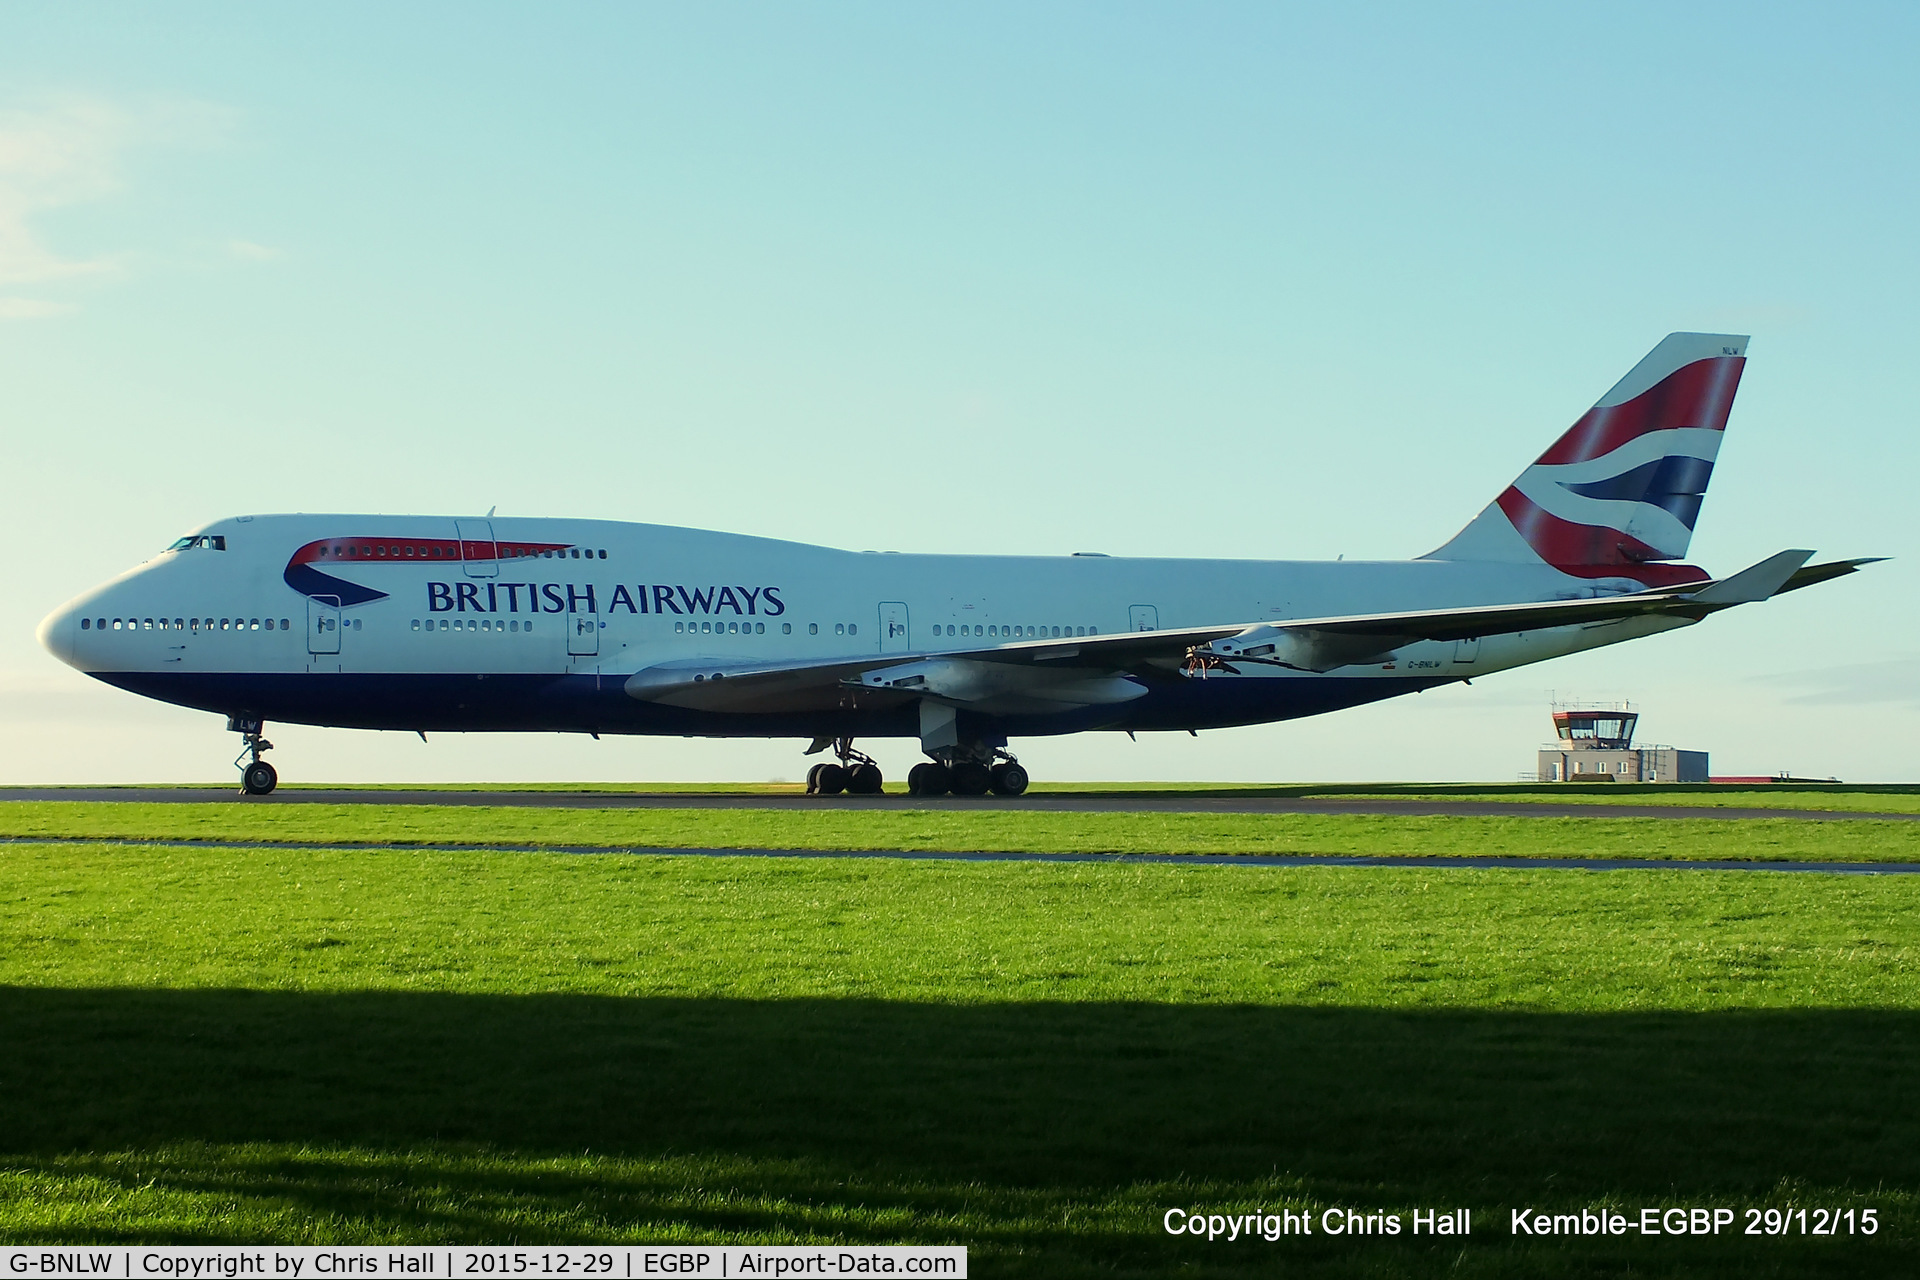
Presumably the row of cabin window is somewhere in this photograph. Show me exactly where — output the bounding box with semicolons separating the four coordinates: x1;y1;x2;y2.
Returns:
660;621;1094;640
316;545;609;560
412;618;535;633
943;624;1095;638
84;617;289;633
676;620;780;635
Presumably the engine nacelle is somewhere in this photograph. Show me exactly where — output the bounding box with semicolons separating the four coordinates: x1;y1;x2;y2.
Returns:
1205;624;1398;673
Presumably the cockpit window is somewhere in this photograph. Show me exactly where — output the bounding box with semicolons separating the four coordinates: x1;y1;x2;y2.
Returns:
165;535;227;552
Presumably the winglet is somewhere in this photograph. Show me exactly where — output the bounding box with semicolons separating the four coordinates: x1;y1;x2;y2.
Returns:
1686;549;1815;605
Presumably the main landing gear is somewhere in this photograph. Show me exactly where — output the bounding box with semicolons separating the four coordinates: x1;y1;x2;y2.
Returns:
907;745;1028;798
230;715;278;796
805;737;885;796
801;736;1031;799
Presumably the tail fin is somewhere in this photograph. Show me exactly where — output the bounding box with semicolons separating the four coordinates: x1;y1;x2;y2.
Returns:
1426;332;1748;588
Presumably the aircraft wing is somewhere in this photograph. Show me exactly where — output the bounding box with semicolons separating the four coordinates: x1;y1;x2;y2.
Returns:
624;551;1870;713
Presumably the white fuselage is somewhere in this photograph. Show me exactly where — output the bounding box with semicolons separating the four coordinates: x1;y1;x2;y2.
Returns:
38;513;1691;744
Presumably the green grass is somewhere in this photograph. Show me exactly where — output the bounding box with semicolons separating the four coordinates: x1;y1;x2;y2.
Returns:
2;799;1918;863
11;780;1920;813
2;839;1918;1275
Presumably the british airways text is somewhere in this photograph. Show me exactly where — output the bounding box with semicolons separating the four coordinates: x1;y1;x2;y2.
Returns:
425;583;786;616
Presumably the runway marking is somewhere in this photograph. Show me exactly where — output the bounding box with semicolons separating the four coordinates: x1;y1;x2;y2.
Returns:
3;835;1915;875
3;787;1916;822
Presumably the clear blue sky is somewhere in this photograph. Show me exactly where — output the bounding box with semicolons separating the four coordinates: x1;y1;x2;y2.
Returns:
4;3;1915;783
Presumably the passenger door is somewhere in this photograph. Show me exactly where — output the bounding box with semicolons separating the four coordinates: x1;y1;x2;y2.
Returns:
307;596;341;655
880;601;910;652
456;519;498;578
568;610;600;656
1128;605;1159;632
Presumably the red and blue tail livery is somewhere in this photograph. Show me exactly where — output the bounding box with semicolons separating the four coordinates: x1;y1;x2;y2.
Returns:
38;332;1873;796
1429;333;1746;588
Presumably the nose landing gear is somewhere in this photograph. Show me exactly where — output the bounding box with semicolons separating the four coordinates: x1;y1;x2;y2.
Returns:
229;716;278;795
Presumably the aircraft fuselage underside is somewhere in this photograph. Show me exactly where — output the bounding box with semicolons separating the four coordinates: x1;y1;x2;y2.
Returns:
96;669;1449;740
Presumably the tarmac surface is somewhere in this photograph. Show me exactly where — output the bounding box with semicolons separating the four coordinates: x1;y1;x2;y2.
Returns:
2;833;1913;875
3;785;1916;822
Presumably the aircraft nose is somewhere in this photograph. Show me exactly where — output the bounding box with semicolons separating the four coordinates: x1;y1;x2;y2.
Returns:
37;602;78;669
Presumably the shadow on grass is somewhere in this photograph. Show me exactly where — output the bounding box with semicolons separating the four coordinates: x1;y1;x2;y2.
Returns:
2;986;1915;1273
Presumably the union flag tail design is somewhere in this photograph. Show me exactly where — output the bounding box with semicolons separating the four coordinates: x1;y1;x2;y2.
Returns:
1426;332;1748;588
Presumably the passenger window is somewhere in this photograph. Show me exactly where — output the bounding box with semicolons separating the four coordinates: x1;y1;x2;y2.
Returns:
674;621;684;633
598;549;606;559
782;623;791;635
835;623;844;635
81;617;90;630
176;619;184;630
755;622;765;634
809;623;818;635
411;619;420;631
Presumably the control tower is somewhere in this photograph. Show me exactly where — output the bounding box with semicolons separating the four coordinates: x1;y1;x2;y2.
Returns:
1538;701;1707;783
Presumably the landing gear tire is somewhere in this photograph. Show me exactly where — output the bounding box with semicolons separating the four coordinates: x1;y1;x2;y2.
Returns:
241;760;278;796
907;762;952;797
989;762;1029;796
805;762;826;794
845;762;884;795
814;763;848;796
950;761;993;797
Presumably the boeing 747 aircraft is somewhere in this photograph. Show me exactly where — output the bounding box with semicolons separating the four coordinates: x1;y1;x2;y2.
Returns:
38;333;1872;796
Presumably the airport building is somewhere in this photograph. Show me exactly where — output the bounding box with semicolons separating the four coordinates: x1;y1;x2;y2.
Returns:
1536;702;1708;783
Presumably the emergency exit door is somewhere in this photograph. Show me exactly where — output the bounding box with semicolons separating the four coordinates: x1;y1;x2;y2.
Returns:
456;519;498;578
1128;605;1159;632
880;602;910;652
308;596;341;654
568;612;600;656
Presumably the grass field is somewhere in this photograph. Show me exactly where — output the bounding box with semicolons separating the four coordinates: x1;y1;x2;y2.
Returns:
2;799;1918;865
2;819;1917;1276
15;780;1920;813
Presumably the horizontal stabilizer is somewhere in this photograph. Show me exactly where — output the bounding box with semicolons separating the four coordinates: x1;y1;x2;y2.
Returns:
1776;557;1889;595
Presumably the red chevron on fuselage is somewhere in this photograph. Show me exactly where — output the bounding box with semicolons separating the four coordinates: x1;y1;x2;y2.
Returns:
284;536;574;606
